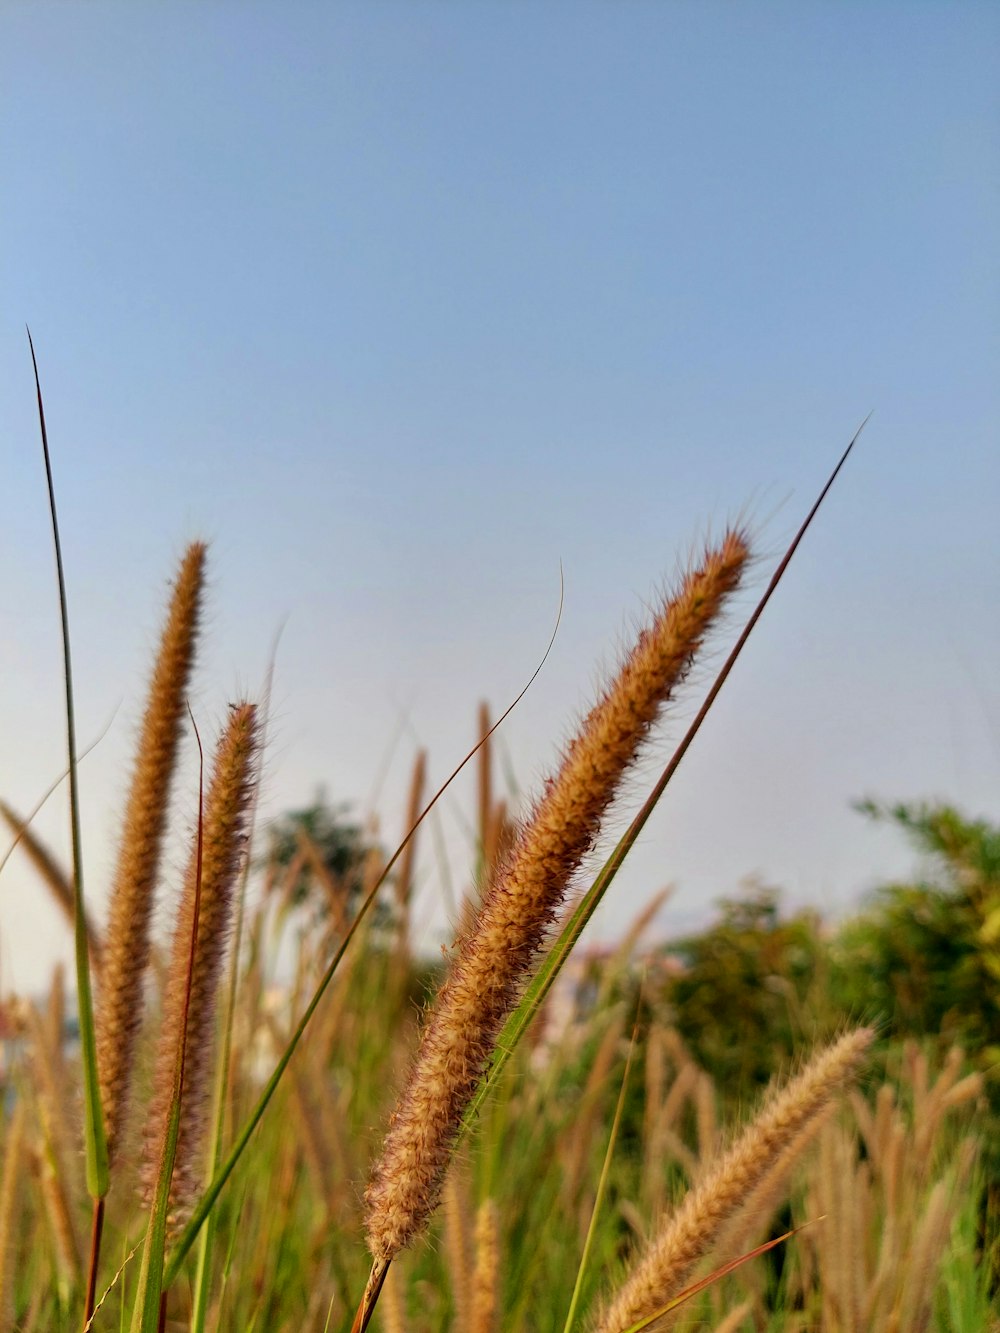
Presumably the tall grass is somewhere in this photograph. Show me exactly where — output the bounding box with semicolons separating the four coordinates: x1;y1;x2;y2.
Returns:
2;380;993;1331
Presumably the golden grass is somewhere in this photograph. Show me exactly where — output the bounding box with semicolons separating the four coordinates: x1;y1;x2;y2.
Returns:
0;1098;26;1327
365;531;750;1269
470;1198;500;1333
805;1046;984;1331
96;541;206;1166
593;1027;874;1332
143;700;259;1228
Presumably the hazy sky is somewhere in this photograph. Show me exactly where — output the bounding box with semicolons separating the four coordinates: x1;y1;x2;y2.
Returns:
2;4;998;997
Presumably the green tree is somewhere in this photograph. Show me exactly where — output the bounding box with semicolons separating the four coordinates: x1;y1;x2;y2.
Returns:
262;788;382;928
831;801;1000;1273
658;883;831;1095
832;801;1000;1066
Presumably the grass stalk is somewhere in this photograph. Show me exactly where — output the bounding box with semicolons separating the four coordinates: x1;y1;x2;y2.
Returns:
130;710;208;1333
27;330;109;1213
142;703;259;1231
470;1198;500;1333
363;531;750;1294
191;639;280;1333
0;1099;26;1327
96;541;206;1170
563;1005;640;1333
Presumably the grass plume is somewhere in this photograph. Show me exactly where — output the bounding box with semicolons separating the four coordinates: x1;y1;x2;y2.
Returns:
11;401;987;1332
592;1026;875;1333
96;541;206;1167
143;701;259;1229
364;530;750;1269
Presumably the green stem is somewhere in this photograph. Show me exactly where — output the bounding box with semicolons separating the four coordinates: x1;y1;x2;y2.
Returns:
28;330;109;1212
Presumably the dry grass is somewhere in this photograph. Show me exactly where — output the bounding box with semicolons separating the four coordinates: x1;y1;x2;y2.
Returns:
97;541;206;1166
365;531;750;1272
142;700;259;1228
592;1027;874;1332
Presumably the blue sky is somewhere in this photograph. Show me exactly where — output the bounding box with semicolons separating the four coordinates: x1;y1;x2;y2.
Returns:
2;3;998;996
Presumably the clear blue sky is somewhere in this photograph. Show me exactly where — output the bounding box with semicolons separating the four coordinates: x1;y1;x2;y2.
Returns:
2;3;998;996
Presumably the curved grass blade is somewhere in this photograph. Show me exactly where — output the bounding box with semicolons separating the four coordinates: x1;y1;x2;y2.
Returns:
463;418;870;1129
0;704;119;880
83;1235;143;1333
130;709;206;1333
0;800;105;977
163;581;564;1285
27;329;109;1204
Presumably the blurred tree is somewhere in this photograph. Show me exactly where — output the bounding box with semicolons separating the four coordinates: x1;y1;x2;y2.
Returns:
831;801;1000;1272
262;788;383;932
831;801;1000;1067
657;883;831;1095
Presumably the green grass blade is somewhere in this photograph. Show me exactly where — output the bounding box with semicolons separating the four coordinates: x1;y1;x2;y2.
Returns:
163;858;388;1286
128;1097;181;1333
463;419;869;1128
27;329;109;1201
562;1001;641;1333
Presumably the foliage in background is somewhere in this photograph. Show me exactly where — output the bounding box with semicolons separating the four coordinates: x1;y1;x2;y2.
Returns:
647;803;1000;1106
831;801;1000;1068
640;799;1000;1297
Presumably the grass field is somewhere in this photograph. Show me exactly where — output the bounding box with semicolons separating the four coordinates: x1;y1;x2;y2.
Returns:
1;421;995;1330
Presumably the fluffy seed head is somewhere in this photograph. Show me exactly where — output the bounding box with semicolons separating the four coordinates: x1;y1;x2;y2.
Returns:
96;542;206;1164
143;701;259;1227
365;530;750;1264
592;1026;875;1333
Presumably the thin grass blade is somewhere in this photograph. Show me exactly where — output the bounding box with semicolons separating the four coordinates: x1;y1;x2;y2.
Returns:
562;998;642;1333
619;1219;823;1333
27;328;109;1201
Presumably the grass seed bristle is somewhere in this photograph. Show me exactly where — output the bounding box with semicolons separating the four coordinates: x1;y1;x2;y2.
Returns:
143;701;259;1228
95;542;206;1166
365;531;750;1265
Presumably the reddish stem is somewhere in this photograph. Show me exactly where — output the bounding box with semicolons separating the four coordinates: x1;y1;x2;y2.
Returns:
83;1196;105;1328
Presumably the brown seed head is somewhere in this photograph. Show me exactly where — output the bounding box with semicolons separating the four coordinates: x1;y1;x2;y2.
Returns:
96;542;206;1165
365;530;750;1263
143;701;259;1226
592;1026;874;1333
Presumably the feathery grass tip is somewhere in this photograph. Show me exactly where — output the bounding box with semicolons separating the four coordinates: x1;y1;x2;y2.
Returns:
364;530;750;1266
96;542;206;1166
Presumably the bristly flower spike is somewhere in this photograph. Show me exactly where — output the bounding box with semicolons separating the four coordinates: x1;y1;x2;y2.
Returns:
364;530;751;1271
96;543;207;1168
